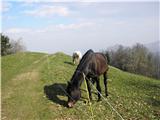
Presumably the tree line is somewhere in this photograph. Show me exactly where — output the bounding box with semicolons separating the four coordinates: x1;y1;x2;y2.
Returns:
1;33;26;56
104;44;160;79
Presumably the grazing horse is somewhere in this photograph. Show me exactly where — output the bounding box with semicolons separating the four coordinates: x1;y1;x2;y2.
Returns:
67;49;109;108
72;51;82;65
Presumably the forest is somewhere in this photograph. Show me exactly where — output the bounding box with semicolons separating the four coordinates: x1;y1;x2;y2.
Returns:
104;44;160;79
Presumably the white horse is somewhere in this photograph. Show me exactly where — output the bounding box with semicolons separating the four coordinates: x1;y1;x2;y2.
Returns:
72;51;82;65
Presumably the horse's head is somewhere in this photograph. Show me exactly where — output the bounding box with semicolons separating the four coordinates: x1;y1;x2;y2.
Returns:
66;81;81;108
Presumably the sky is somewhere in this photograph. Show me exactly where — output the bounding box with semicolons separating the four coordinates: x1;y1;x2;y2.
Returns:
1;0;159;55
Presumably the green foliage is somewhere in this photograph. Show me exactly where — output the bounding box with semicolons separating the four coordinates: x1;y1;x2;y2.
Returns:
2;52;160;120
1;33;11;56
1;34;26;56
106;43;160;79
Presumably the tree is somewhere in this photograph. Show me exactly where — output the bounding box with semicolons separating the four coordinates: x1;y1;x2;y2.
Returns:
104;43;160;79
9;38;26;54
1;33;11;56
152;53;160;79
1;34;26;56
107;45;131;71
131;44;151;76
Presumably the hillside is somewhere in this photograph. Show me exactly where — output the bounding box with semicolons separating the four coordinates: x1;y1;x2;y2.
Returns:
1;52;160;120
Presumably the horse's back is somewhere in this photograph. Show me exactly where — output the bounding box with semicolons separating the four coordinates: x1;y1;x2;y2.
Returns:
95;53;108;65
94;53;108;75
77;50;108;76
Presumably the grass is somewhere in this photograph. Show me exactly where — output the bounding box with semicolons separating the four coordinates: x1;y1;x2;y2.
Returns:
1;52;160;120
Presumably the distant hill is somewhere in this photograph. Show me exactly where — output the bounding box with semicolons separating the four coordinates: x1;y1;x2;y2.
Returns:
2;52;160;120
145;41;160;55
107;41;160;55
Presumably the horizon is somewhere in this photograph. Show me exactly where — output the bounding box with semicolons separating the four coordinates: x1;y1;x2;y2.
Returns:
1;1;159;55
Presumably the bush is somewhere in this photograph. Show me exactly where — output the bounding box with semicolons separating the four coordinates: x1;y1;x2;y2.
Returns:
104;43;160;79
1;33;11;56
1;34;26;56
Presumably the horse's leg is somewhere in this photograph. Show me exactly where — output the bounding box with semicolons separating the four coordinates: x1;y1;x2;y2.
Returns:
73;58;75;64
86;79;92;100
103;71;108;97
78;58;80;64
91;78;95;85
96;77;101;101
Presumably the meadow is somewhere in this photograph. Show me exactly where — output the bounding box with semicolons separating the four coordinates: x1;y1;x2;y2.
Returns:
1;52;160;120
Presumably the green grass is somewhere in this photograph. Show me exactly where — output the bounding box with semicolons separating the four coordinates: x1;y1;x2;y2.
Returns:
1;52;160;120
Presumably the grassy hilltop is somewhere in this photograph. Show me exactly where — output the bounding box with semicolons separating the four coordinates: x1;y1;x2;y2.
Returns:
1;52;160;120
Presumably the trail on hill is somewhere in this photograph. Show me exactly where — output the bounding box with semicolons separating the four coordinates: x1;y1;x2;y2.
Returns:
2;54;50;120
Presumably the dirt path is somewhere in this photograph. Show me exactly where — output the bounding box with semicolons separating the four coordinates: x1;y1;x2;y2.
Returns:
1;54;52;120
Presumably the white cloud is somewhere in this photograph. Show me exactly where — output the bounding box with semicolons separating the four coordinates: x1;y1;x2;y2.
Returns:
4;22;95;34
24;5;70;17
56;22;95;30
43;22;95;31
5;28;32;33
1;1;12;12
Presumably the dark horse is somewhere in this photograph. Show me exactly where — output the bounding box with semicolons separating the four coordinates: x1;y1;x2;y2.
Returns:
67;49;109;108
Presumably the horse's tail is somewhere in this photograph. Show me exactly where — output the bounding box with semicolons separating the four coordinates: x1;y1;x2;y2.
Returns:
106;52;110;64
102;52;110;64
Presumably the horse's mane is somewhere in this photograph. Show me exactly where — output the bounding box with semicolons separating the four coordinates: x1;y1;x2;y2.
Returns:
70;49;94;82
76;49;94;71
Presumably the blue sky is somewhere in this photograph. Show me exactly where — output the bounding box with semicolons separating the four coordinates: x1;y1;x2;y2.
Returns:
1;1;159;55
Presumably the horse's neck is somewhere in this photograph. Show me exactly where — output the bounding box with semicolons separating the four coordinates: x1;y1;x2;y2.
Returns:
71;52;92;88
71;71;84;88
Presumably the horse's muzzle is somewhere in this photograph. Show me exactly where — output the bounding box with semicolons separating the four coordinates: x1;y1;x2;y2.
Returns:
68;102;74;108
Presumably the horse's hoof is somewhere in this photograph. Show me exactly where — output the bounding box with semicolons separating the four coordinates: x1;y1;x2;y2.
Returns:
106;94;108;97
97;99;101;102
